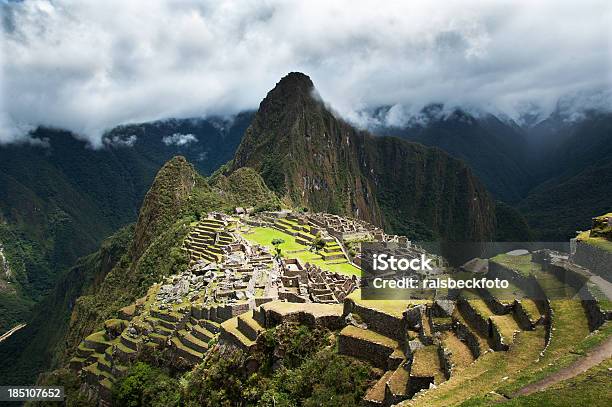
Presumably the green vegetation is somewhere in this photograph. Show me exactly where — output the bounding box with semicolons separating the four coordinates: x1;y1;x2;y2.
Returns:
494;201;533;241
242;227;361;276
113;362;180;407
347;289;424;318
0;224;133;387
211;167;281;210
590;213;612;239
31;368;91;407
490;253;539;277
1;156;280;388
310;232;326;252
577;230;612;253
463;359;612;407
183;323;376;406
272;238;285;257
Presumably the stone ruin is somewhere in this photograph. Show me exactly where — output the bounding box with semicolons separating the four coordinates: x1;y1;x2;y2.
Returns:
278;258;359;303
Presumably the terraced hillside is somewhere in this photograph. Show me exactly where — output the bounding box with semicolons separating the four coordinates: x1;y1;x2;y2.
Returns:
182;217;234;266
399;252;611;406
59;204;611;406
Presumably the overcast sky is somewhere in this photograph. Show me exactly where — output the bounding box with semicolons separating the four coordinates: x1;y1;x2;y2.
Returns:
1;0;611;146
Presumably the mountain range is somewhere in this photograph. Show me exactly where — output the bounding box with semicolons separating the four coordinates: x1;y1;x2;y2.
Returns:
0;71;609;386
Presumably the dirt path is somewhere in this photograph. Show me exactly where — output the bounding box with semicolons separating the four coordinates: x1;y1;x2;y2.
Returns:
510;336;612;398
0;322;26;344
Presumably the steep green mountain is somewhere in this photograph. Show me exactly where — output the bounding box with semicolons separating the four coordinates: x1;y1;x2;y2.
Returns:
374;106;531;203
0;156;278;386
0;224;133;386
520;112;612;240
231;72;497;241
0;114;252;334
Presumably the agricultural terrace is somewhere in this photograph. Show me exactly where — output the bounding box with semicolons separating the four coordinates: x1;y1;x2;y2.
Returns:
240;226;361;277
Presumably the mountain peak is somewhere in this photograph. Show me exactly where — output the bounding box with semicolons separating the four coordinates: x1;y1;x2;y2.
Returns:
262;72;316;107
275;72;314;92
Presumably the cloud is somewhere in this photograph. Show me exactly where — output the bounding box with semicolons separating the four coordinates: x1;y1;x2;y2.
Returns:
104;134;137;148
162;132;198;146
1;0;610;145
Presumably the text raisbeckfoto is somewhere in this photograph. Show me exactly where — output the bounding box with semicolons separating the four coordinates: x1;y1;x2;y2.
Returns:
371;277;510;289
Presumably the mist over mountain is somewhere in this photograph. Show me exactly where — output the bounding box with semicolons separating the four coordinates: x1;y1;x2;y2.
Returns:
2;1;609;146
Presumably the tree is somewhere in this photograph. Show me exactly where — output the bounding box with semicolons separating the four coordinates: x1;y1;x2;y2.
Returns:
113;362;180;407
310;233;325;253
271;238;285;258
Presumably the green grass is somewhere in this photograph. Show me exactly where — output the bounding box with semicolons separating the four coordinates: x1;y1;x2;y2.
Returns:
577;230;612;253
347;289;427;317
492;359;612;407
411;345;443;381
489;253;539;277
241;227;361;276
85;330;112;345
410;266;601;406
496;321;611;397
409;328;546;406
340;325;398;348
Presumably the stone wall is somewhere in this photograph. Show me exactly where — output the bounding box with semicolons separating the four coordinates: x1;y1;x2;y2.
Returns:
437;344;453;380
478;287;512;315
582;299;610;331
216;303;250;322
489;319;509;351
544;299;554;348
456;300;489;337
344;299;407;342
453;320;481;359
512;300;538;330
571;240;612;282
543;261;589;294
260;304;345;330
337;333;394;369
408;376;435;398
543;258;610;330
405;304;427;329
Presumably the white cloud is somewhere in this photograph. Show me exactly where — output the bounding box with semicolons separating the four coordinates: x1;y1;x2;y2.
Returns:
104;134;137;147
162;132;198;146
1;0;611;145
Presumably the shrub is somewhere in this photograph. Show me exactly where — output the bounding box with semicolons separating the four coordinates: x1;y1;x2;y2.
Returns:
113;362;180;407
